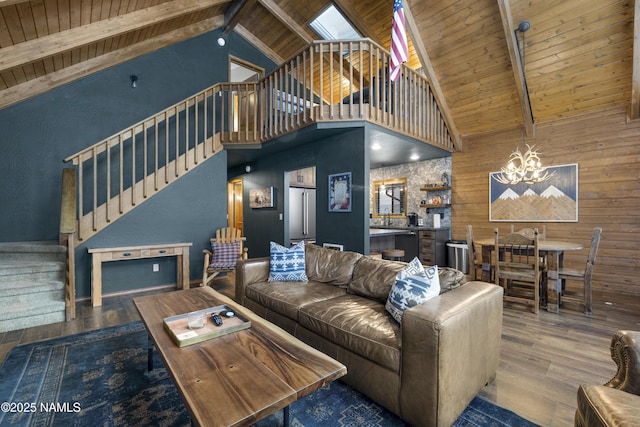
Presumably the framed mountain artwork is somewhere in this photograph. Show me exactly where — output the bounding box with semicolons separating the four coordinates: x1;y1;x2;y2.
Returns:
489;163;578;222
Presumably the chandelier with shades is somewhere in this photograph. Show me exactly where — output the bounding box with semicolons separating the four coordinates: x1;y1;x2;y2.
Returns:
495;20;555;186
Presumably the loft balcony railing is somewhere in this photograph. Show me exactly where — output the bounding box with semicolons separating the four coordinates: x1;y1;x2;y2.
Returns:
258;39;455;151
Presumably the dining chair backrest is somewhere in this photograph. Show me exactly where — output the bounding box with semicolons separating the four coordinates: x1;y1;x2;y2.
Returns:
510;224;546;240
466;225;479;278
494;228;541;313
583;227;602;282
559;227;602;315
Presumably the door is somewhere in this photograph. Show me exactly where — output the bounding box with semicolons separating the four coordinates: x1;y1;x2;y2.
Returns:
227;179;243;233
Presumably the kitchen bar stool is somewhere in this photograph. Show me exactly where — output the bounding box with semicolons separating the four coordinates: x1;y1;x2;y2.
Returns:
382;249;405;261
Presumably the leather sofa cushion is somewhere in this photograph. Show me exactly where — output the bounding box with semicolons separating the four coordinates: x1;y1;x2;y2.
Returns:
299;294;401;372
576;384;640;426
245;280;346;321
348;257;405;302
305;244;363;286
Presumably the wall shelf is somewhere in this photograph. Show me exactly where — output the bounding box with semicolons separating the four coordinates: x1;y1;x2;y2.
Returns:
420;204;451;209
421;186;452;214
419;186;451;192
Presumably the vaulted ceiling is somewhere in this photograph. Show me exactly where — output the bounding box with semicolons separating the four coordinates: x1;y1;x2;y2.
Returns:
1;0;638;140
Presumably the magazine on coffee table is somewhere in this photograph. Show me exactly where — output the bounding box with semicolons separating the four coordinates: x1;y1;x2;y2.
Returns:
163;304;251;347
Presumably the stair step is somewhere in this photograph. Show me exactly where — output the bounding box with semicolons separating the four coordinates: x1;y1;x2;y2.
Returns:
0;300;66;333
0;241;66;262
0;242;68;333
0;262;64;286
0;280;65;298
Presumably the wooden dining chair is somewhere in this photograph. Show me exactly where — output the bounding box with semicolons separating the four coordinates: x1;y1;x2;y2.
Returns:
202;227;248;287
494;228;542;314
466;225;484;280
559;227;602;315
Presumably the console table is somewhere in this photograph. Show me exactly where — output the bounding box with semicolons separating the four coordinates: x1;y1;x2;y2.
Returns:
88;242;192;307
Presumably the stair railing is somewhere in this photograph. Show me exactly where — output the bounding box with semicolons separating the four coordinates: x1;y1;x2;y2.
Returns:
63;83;258;244
59;168;77;320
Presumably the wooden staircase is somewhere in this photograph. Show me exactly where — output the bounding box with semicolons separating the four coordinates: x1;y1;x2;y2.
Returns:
0;242;67;333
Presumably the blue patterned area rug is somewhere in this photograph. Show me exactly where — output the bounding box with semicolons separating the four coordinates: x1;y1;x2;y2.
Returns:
0;322;538;426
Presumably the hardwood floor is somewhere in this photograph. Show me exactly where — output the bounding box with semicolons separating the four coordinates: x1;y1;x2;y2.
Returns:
1;276;638;427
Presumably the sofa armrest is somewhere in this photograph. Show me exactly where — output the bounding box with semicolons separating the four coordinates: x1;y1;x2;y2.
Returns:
576;385;640;427
605;330;640;396
235;257;270;304
399;281;504;427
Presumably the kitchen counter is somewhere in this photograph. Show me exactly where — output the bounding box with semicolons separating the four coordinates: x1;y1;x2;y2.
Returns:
369;228;414;236
369;226;450;265
369;225;449;234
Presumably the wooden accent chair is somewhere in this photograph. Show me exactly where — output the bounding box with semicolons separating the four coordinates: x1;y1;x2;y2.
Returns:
465;225;484;280
202;227;248;287
559;227;602;315
494;228;542;314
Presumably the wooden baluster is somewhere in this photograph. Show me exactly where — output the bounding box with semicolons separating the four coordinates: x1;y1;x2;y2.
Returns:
131;129;136;206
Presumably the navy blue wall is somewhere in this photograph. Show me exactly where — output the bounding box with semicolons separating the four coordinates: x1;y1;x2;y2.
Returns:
0;29;276;298
234;126;370;256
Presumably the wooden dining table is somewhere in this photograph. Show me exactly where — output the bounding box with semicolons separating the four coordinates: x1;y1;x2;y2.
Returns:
475;238;584;313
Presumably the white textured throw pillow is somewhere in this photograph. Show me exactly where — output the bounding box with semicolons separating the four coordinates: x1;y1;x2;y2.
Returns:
396;256;425;280
386;265;440;323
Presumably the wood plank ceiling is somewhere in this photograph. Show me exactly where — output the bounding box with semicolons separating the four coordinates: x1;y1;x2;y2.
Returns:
0;0;638;139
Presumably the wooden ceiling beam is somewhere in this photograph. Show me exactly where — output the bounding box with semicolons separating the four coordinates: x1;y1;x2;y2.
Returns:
0;17;223;110
246;2;367;88
0;0;29;6
0;0;225;74
497;0;535;137
630;0;640;120
404;1;462;150
223;0;258;34
258;0;313;44
235;24;284;64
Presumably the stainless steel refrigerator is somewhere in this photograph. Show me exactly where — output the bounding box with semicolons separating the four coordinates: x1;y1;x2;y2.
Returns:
289;187;316;242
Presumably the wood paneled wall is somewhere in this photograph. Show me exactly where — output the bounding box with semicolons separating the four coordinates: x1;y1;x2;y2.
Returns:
451;106;640;296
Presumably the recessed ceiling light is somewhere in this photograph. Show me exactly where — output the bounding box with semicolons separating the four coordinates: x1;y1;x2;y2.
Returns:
371;143;381;150
217;37;226;47
410;154;420;160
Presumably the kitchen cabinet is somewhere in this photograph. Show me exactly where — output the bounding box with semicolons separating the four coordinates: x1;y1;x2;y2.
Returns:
289;166;316;188
395;231;419;261
419;229;448;266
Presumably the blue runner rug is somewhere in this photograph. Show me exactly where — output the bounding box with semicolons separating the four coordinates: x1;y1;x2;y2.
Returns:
0;322;537;426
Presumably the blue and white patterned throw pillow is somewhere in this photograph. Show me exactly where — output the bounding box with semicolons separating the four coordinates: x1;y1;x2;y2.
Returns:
385;265;440;323
268;241;308;282
396;257;425;280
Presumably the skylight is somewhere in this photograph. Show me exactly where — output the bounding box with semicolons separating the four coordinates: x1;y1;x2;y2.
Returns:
309;5;360;40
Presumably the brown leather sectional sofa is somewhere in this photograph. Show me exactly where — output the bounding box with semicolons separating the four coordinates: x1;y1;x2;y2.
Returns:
235;243;504;426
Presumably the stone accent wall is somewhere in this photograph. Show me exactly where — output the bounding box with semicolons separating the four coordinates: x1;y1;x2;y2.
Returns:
370;157;452;228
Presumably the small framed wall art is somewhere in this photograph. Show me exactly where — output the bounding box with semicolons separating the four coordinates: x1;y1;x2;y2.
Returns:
328;172;352;212
249;187;274;209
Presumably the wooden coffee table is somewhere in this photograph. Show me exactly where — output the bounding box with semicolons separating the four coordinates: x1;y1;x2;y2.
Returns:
133;287;346;427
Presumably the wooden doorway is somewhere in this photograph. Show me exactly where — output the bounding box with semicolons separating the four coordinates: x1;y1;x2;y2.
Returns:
228;179;244;233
